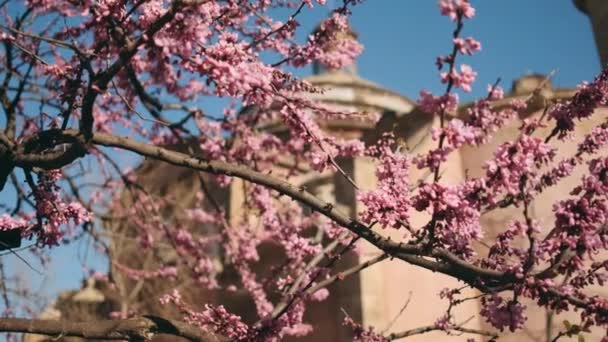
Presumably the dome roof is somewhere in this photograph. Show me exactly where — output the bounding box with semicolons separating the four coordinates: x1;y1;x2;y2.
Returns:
303;71;414;117
258;70;414;138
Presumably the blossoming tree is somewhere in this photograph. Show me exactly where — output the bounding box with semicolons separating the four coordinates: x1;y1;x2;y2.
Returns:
0;0;607;341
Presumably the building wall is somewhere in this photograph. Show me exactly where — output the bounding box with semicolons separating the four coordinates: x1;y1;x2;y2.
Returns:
461;102;608;342
575;0;608;68
350;112;484;341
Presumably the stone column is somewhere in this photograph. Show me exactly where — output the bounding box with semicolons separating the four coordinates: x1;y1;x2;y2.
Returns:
575;0;608;68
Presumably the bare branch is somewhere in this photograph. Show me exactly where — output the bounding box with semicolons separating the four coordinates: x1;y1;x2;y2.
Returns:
386;324;498;341
7;128;512;288
0;316;224;341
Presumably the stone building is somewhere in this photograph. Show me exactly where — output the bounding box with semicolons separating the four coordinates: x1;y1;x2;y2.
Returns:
26;8;608;342
575;0;608;68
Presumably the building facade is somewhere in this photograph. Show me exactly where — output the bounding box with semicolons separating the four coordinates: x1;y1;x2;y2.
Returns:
575;0;608;68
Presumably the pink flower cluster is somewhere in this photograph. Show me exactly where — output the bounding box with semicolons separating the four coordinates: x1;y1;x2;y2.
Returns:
192;32;276;105
550;69;608;139
160;290;250;341
440;64;478;92
291;13;363;71
417;90;459;114
578;123;608;155
315;38;364;71
441;118;477;148
464;95;515;145
342;314;385;342
434;314;453;330
453;37;481;55
25;171;91;247
358;136;411;229
413;146;452;172
303;0;327;8
413;180;483;257
544;157;608;265
438;0;476;21
480;295;527;332
257;301;313;340
251;185;321;262
0;215;28;232
485;135;556;197
484;220;541;277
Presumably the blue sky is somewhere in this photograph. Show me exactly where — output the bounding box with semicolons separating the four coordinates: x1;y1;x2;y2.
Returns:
0;0;602;310
340;0;600;99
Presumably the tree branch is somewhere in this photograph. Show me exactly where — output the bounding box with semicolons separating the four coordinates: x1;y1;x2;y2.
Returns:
9;129;511;288
386;324;498;341
90;132;506;279
0;316;224;341
79;0;194;140
7;129;513;289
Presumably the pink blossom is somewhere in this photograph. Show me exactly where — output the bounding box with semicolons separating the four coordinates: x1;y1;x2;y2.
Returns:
412;181;484;257
309;288;329;301
443;118;477;148
441;64;477;92
465;99;515;144
413;146;452;172
13;171;93;247
578;123;608;155
438;0;476;21
161;290;250;340
434;314;453;330
291;13;363;71
485;135;556;196
453;37;481;55
418;90;459;114
303;0;326;7
488;84;505;100
343;314;385;342
435;55;454;70
480;295;527;332
548;170;608;264
485;220;541;275
549;69;608;139
538;158;577;189
0;215;28;231
316;38;364;71
358;136;411;229
185;208;217;224
511;98;528;110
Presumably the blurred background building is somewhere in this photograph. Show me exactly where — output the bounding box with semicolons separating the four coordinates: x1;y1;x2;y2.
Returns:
575;0;608;68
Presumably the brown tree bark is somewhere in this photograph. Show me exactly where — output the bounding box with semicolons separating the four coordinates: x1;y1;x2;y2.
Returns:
0;316;225;341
